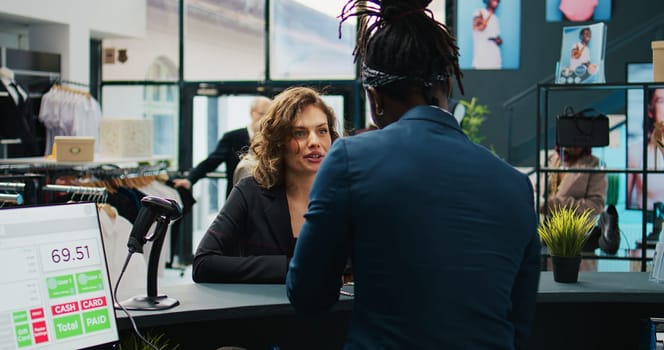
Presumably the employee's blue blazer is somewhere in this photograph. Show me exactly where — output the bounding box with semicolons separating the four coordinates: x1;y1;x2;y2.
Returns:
287;105;541;350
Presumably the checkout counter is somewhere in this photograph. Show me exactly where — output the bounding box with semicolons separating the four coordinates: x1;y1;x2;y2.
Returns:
115;272;664;349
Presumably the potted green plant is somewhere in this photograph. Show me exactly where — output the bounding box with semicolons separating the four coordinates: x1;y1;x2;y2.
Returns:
538;206;595;283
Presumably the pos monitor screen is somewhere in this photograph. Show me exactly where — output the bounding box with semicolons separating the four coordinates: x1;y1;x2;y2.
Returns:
0;202;120;349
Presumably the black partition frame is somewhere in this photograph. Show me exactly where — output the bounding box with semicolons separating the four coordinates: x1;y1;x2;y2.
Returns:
536;82;664;272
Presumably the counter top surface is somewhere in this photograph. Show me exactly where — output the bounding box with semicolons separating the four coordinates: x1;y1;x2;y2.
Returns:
537;271;664;302
114;272;664;328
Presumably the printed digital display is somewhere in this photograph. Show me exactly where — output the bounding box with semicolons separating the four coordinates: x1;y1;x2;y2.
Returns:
0;203;119;349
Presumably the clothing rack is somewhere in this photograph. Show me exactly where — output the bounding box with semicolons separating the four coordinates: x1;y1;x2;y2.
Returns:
44;78;91;99
83;166;169;194
42;184;107;204
89;164;170;181
41;184;114;217
54;79;89;88
0;181;25;206
123;168;169;179
1;163;170;203
49;83;90;97
0;174;44;205
0;193;23;205
42;184;107;207
0;181;25;192
42;184;106;196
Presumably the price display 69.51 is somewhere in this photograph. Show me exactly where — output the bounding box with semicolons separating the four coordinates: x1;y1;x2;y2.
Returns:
40;239;101;272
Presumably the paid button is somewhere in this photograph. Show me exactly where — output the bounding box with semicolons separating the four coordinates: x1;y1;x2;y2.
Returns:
83;309;111;333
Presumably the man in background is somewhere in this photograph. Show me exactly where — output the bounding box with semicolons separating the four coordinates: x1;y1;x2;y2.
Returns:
173;96;272;198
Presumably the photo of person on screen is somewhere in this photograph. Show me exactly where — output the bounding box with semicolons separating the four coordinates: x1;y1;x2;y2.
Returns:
570;28;591;70
627;88;664;210
472;0;502;69
567;27;598;78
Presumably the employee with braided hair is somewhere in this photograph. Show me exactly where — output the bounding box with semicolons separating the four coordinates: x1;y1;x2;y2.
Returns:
287;1;540;348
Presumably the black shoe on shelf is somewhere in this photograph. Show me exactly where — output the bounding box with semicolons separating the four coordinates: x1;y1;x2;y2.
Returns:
598;204;620;255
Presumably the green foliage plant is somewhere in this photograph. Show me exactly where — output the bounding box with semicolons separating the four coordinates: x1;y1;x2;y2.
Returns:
459;97;490;144
538;206;595;257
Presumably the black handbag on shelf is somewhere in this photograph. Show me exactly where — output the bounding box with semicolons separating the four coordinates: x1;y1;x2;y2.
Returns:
555;107;610;147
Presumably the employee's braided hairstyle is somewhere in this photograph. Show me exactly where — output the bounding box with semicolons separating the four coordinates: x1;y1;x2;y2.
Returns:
339;0;464;104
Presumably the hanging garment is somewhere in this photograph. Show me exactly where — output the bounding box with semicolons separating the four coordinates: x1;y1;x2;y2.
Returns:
0;79;39;157
106;187;146;224
39;85;102;156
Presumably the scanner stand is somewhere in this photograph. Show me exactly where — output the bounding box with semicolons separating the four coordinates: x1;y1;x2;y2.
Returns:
117;216;180;310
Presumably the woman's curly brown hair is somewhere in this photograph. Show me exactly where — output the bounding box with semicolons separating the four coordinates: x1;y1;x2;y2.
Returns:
251;87;340;189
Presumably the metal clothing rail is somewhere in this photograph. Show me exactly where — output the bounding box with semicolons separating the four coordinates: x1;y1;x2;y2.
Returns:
42;184;106;196
0;193;23;205
0;182;25;192
90;165;169;180
122;168;168;179
57;79;89;88
0;174;45;206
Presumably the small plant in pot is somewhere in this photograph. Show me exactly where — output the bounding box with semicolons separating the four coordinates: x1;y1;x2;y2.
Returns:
538;206;595;283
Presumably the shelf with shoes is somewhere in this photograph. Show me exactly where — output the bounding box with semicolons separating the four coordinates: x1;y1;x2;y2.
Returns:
536;82;664;272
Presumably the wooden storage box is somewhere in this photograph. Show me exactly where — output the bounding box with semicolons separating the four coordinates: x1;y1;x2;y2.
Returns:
654;41;664;82
54;136;95;162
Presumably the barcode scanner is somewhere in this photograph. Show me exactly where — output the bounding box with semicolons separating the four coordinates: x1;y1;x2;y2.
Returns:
118;195;182;311
127;196;182;254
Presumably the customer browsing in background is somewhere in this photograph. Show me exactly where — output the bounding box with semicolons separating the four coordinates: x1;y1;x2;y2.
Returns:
542;147;606;218
192;87;339;283
287;1;541;349
173;96;272;198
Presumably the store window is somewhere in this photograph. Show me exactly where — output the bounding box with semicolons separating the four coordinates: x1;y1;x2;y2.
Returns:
268;0;444;81
184;0;266;81
190;94;261;247
269;0;355;80
102;0;179;81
